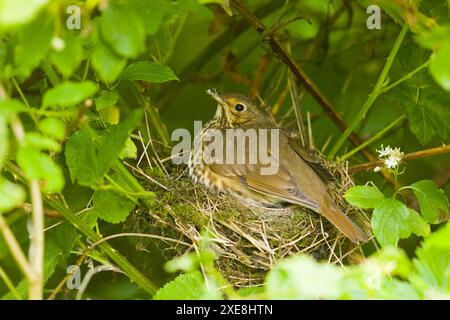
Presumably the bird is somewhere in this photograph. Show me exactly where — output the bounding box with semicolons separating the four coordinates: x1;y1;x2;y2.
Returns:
188;89;368;243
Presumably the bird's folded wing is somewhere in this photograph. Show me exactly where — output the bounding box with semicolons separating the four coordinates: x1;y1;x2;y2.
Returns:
287;136;335;182
209;162;320;212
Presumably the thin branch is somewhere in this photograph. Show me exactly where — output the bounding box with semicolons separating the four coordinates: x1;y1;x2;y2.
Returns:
10;115;44;300
0;215;35;283
230;0;376;161
349;144;450;175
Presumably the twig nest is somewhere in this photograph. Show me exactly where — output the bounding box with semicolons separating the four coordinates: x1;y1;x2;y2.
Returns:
126;162;369;287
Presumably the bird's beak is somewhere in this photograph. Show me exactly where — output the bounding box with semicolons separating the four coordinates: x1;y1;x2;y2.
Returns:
206;89;226;107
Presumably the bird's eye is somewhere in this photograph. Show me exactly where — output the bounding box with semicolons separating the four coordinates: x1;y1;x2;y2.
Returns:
235;103;245;112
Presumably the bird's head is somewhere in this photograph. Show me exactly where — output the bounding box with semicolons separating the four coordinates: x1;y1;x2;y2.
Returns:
206;89;271;128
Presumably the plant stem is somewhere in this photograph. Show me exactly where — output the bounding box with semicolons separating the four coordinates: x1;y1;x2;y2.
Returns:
380;60;430;94
29;180;44;299
0;214;35;284
10;116;44;300
0;266;21;300
328;24;409;159
339;115;407;162
230;0;376;161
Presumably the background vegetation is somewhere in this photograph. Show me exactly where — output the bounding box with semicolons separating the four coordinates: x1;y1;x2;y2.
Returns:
0;0;449;299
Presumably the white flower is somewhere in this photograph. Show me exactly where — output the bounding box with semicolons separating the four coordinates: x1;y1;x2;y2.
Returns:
375;145;404;170
376;145;392;157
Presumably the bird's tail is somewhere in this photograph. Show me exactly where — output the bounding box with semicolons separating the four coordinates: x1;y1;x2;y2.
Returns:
320;198;368;243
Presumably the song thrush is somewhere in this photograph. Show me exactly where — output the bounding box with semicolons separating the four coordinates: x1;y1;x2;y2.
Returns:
188;89;368;243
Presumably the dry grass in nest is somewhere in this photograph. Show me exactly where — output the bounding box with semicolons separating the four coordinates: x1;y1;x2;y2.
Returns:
123;145;371;287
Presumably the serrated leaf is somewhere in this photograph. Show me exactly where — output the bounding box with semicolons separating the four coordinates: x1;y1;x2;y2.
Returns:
96;109;143;178
121;61;179;83
65;110;142;187
92;190;135;224
410;180;449;223
344;186;385;209
404;95;450;145
99;4;145;58
372;198;411;247
65;131;99;186
43;81;98;108
154;271;211;300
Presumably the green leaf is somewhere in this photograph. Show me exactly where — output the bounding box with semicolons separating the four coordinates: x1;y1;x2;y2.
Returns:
24;132;60;152
121;61;179;83
14;13;53;77
65;110;143;186
0;0;50;29
154;271;213;300
413;223;450;290
344;186;385;209
92;190;135;224
96;109;143;178
119;137;137;159
410;180;449;223
38;117;66;141
17;146;64;193
65;131;99;186
407;208;430;238
0;99;27;119
95;90;119;111
429;44;450;91
0;179;26;212
43;81;98;108
99;4;146;58
378;279;421;299
404;95;450;145
372;198;411;247
48;221;78;256
92;30;127;83
266;255;344;299
50;32;83;77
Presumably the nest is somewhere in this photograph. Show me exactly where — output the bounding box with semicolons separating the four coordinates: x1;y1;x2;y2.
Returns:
124;152;371;287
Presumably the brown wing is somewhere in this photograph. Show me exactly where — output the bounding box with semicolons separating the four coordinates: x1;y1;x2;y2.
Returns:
208;160;321;212
287;137;335;182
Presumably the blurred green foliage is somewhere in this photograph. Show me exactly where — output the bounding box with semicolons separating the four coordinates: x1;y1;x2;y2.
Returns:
0;0;449;299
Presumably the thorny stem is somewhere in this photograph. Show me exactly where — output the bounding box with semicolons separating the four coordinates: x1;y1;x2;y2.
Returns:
329;24;409;159
230;0;377;162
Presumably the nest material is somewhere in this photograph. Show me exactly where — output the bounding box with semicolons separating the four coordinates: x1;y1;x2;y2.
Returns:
125;159;370;287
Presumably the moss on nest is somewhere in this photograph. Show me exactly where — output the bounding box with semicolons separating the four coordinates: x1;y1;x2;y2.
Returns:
125;160;370;287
